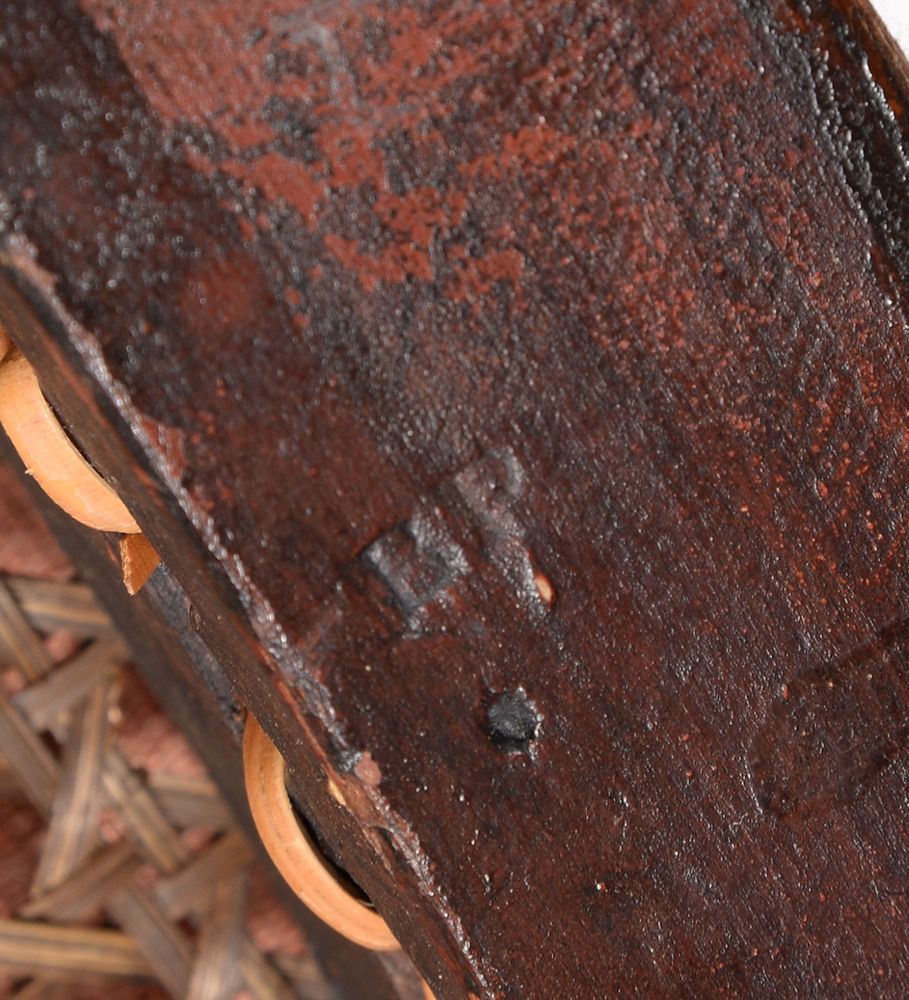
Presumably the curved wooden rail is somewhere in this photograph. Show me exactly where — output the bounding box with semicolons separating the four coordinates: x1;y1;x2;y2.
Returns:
0;351;139;534
242;713;399;952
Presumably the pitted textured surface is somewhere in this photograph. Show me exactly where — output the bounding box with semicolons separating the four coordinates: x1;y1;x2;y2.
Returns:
3;1;909;996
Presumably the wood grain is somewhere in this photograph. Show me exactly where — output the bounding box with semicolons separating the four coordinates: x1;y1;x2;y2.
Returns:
119;534;161;597
146;773;233;832
105;884;196;999
31;675;115;895
19;843;143;923
0;578;55;681
0;919;153;981
7;577;116;638
14;636;127;731
156;830;253;921
0;696;60;814
101;750;192;875
185;869;247;1000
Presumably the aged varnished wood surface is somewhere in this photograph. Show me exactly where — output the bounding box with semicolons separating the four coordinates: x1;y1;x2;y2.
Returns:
4;0;909;996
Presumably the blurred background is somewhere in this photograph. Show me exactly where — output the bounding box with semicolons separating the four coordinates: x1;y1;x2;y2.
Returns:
0;455;328;1000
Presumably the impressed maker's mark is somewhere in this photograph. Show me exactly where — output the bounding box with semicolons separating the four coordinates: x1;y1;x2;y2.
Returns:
362;448;554;630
